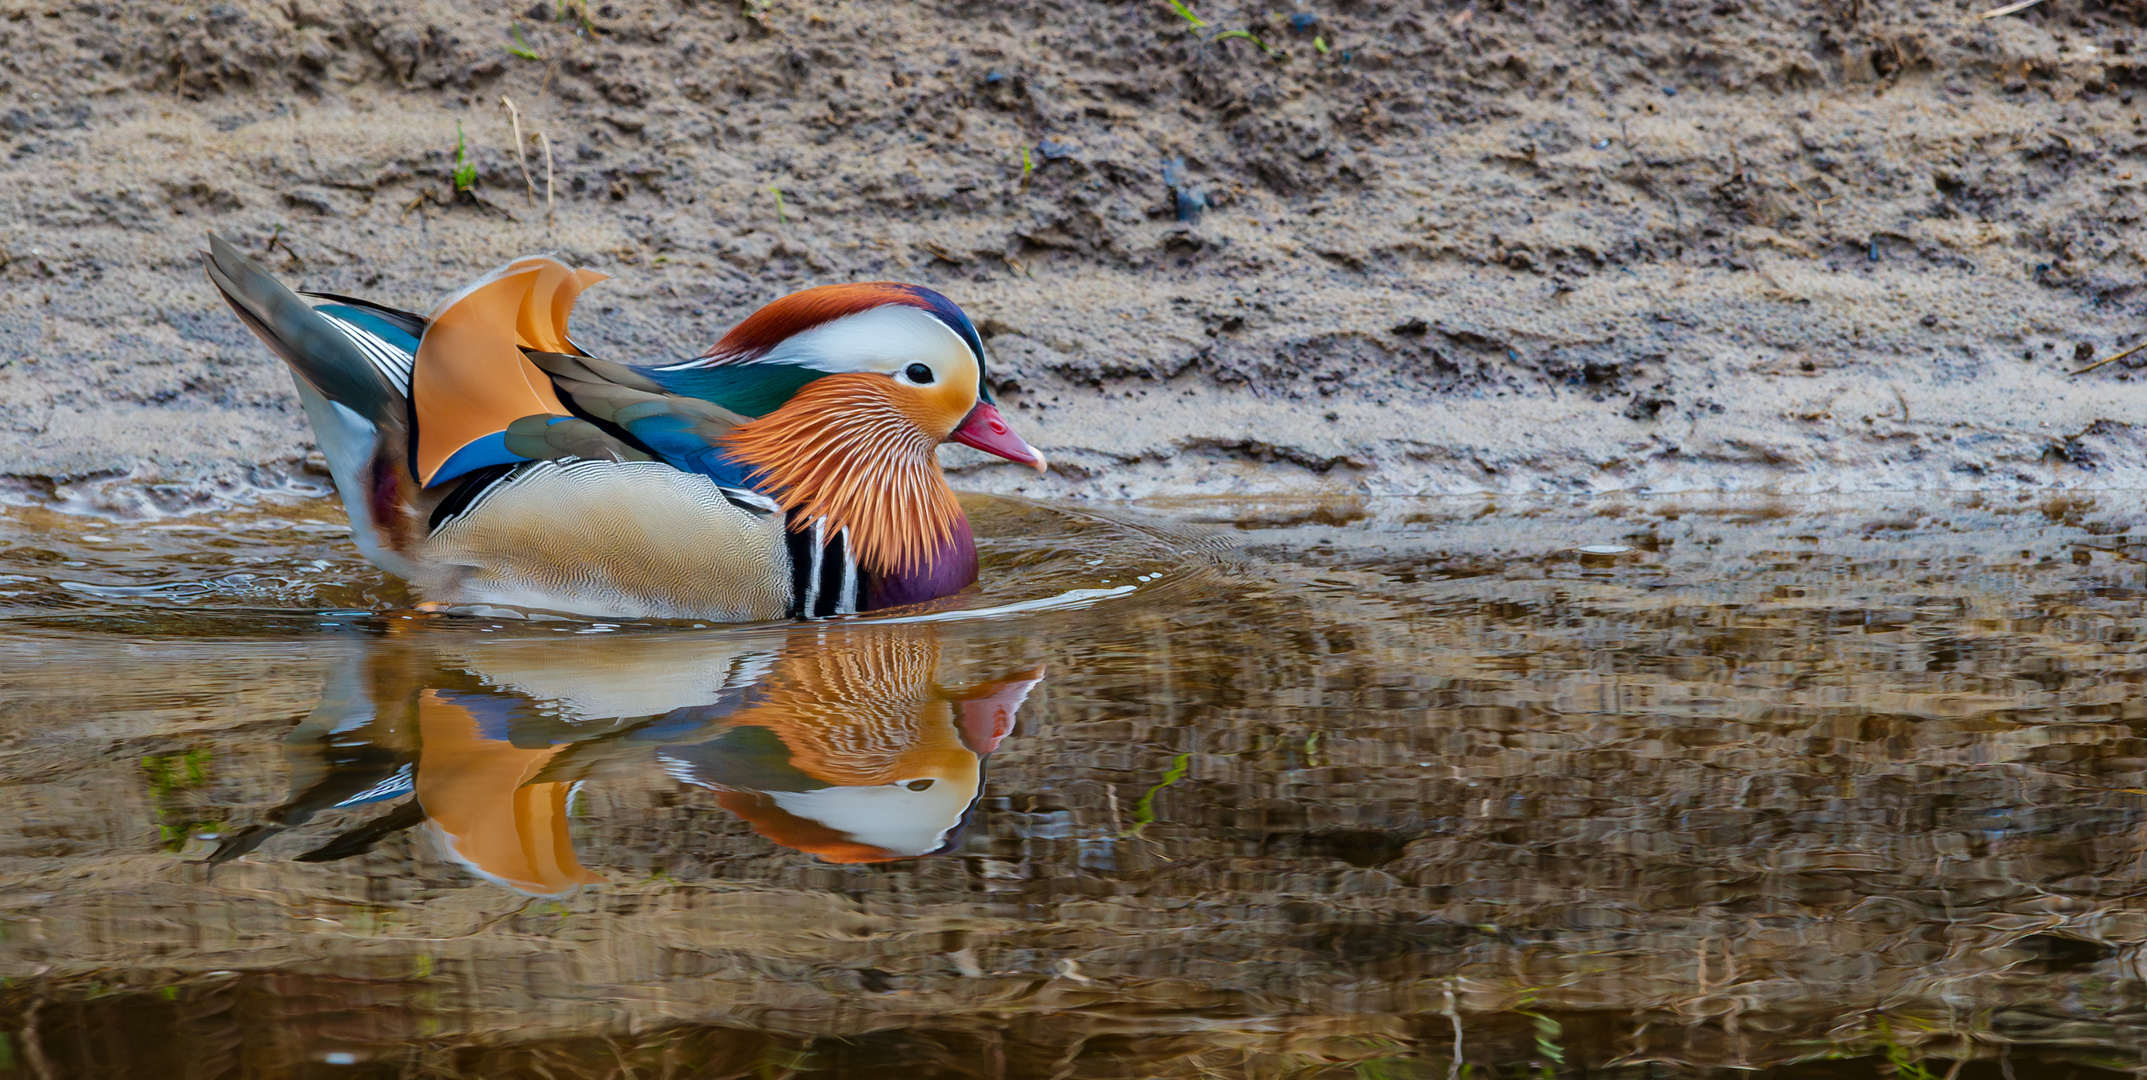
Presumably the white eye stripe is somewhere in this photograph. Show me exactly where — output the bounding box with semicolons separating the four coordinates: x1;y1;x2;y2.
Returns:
673;304;976;379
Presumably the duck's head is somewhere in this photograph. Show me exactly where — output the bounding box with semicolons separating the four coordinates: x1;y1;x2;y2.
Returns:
708;283;1046;470
652;283;1044;578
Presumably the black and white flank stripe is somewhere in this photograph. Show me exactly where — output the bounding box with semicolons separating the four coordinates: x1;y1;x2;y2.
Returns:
787;515;861;619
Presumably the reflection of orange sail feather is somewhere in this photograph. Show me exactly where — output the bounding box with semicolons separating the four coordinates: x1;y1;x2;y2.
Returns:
413;689;602;896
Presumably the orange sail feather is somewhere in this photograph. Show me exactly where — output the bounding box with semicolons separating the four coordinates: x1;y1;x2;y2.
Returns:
412;256;608;486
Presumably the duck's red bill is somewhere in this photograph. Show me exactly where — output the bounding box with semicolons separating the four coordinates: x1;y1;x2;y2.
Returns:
951;403;1048;473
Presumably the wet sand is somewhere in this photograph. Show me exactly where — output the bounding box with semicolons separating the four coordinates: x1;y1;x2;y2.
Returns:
4;1;2147;506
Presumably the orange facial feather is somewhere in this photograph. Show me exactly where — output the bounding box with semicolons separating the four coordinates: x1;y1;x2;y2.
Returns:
720;373;968;576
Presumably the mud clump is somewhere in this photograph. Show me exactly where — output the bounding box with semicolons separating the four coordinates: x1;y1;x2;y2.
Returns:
2;0;2145;501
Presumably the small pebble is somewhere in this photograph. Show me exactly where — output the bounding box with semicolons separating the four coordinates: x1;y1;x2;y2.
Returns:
1577;544;1633;555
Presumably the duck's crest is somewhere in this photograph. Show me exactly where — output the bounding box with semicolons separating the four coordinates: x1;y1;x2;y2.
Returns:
691;282;987;371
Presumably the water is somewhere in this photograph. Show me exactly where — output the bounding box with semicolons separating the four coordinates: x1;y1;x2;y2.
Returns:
4;490;2147;1078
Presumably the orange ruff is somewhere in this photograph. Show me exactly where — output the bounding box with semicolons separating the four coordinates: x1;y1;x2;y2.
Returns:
720;373;965;577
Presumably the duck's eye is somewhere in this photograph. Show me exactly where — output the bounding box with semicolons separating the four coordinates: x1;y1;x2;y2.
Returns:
904;363;935;384
904;779;936;791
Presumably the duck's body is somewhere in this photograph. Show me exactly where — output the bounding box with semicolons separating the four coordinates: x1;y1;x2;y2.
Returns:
204;236;1042;620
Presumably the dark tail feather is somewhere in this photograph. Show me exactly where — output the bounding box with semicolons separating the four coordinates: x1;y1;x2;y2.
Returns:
293;799;429;863
202;233;403;426
203;823;286;875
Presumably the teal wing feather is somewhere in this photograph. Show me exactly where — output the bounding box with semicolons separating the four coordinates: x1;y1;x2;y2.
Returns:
637;363;823;419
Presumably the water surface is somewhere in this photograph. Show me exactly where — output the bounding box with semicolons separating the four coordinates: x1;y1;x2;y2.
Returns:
4;491;2147;1078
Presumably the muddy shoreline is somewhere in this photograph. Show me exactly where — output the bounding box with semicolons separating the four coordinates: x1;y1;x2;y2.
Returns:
3;0;2146;506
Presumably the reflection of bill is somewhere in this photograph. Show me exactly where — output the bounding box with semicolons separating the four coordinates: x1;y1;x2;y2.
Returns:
210;627;1045;895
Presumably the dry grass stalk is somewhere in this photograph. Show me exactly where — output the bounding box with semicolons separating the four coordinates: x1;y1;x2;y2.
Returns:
538;132;556;232
2071;337;2147;375
501;96;536;205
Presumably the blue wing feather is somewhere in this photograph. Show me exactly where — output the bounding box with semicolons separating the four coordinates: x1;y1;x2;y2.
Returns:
428;431;534;487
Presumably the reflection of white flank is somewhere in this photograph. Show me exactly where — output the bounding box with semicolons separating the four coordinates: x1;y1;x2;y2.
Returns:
452;638;781;721
766;776;978;857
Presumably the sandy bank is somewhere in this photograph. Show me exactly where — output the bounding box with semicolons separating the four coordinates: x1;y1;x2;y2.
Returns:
3;0;2145;508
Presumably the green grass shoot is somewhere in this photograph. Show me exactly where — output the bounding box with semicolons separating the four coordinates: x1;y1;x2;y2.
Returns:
1876;1018;1939;1080
507;25;541;61
142;748;211;794
1166;0;1206;29
1315;35;1330;54
768;184;788;224
1021;146;1033;179
1214;28;1279;55
452;123;477;191
1128;752;1192;836
141;748;217;852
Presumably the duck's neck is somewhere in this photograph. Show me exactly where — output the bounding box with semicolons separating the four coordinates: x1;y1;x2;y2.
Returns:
863;515;978;610
722;375;967;581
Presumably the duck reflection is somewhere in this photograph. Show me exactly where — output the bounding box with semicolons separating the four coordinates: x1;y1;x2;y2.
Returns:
211;626;1044;894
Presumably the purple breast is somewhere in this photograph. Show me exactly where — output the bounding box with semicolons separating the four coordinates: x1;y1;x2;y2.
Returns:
864;515;979;610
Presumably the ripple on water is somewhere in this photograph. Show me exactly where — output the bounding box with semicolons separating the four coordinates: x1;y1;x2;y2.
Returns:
3;490;2147;1078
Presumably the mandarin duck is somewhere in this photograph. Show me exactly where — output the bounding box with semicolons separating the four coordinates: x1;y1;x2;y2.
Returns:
212;627;1044;893
203;234;1046;621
